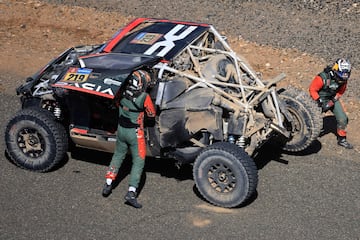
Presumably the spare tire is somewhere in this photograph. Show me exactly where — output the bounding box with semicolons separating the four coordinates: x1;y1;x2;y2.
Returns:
278;87;322;152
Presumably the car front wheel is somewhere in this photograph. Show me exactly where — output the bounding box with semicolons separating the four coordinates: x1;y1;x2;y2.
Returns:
5;108;68;172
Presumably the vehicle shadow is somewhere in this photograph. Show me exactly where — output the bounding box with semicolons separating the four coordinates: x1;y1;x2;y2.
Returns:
4;119;332;207
69;147;194;194
68;116;335;178
254;116;341;170
254;138;322;170
70;146;193;179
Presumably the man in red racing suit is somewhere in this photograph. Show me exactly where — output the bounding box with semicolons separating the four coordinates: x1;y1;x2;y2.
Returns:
309;58;353;149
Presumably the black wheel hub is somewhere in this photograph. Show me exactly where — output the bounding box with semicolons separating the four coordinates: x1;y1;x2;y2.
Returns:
18;128;44;158
208;163;236;193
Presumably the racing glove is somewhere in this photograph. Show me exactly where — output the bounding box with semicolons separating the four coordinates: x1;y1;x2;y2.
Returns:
321;99;335;112
316;99;323;108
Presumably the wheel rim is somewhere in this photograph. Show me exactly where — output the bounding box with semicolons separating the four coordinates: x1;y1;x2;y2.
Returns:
285;104;307;141
288;109;304;132
17;127;45;158
208;162;236;193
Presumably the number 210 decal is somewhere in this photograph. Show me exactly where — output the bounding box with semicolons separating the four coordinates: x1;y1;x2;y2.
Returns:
63;68;92;83
64;73;87;82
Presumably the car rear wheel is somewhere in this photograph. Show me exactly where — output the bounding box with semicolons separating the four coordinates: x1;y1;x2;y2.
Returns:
193;142;258;208
5;108;68;172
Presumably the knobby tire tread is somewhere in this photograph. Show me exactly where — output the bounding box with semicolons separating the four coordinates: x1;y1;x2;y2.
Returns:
279;87;322;152
5;107;68;172
193;142;258;208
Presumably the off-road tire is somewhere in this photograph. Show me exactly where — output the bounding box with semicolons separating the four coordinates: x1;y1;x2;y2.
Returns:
5;107;68;172
193;142;258;208
279;87;322;152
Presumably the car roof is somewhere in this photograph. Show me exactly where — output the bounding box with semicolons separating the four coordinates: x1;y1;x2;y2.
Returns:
102;18;210;61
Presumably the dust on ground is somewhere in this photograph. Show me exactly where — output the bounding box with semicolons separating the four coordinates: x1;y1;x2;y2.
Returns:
0;0;359;152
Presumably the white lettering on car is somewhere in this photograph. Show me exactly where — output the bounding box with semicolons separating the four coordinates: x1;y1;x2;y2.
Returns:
144;24;197;57
74;83;114;96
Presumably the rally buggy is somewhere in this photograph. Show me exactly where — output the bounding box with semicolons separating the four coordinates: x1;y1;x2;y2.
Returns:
5;18;322;208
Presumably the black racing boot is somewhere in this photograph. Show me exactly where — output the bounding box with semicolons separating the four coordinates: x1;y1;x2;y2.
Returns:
102;183;113;197
337;137;353;149
124;191;142;208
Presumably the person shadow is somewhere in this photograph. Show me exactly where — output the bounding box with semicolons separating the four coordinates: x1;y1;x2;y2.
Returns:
319;115;337;138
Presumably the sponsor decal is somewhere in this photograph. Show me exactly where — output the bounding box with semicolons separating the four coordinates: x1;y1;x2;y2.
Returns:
63;67;92;83
144;24;197;57
89;73;101;79
131;32;163;45
104;78;122;86
73;82;115;96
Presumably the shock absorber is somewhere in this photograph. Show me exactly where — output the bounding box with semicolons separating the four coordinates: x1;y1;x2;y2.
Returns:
237;136;246;148
54;106;61;119
43;100;62;120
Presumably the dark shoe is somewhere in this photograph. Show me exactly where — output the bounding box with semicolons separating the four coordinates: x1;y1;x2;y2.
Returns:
338;138;353;149
124;191;142;208
102;183;112;197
